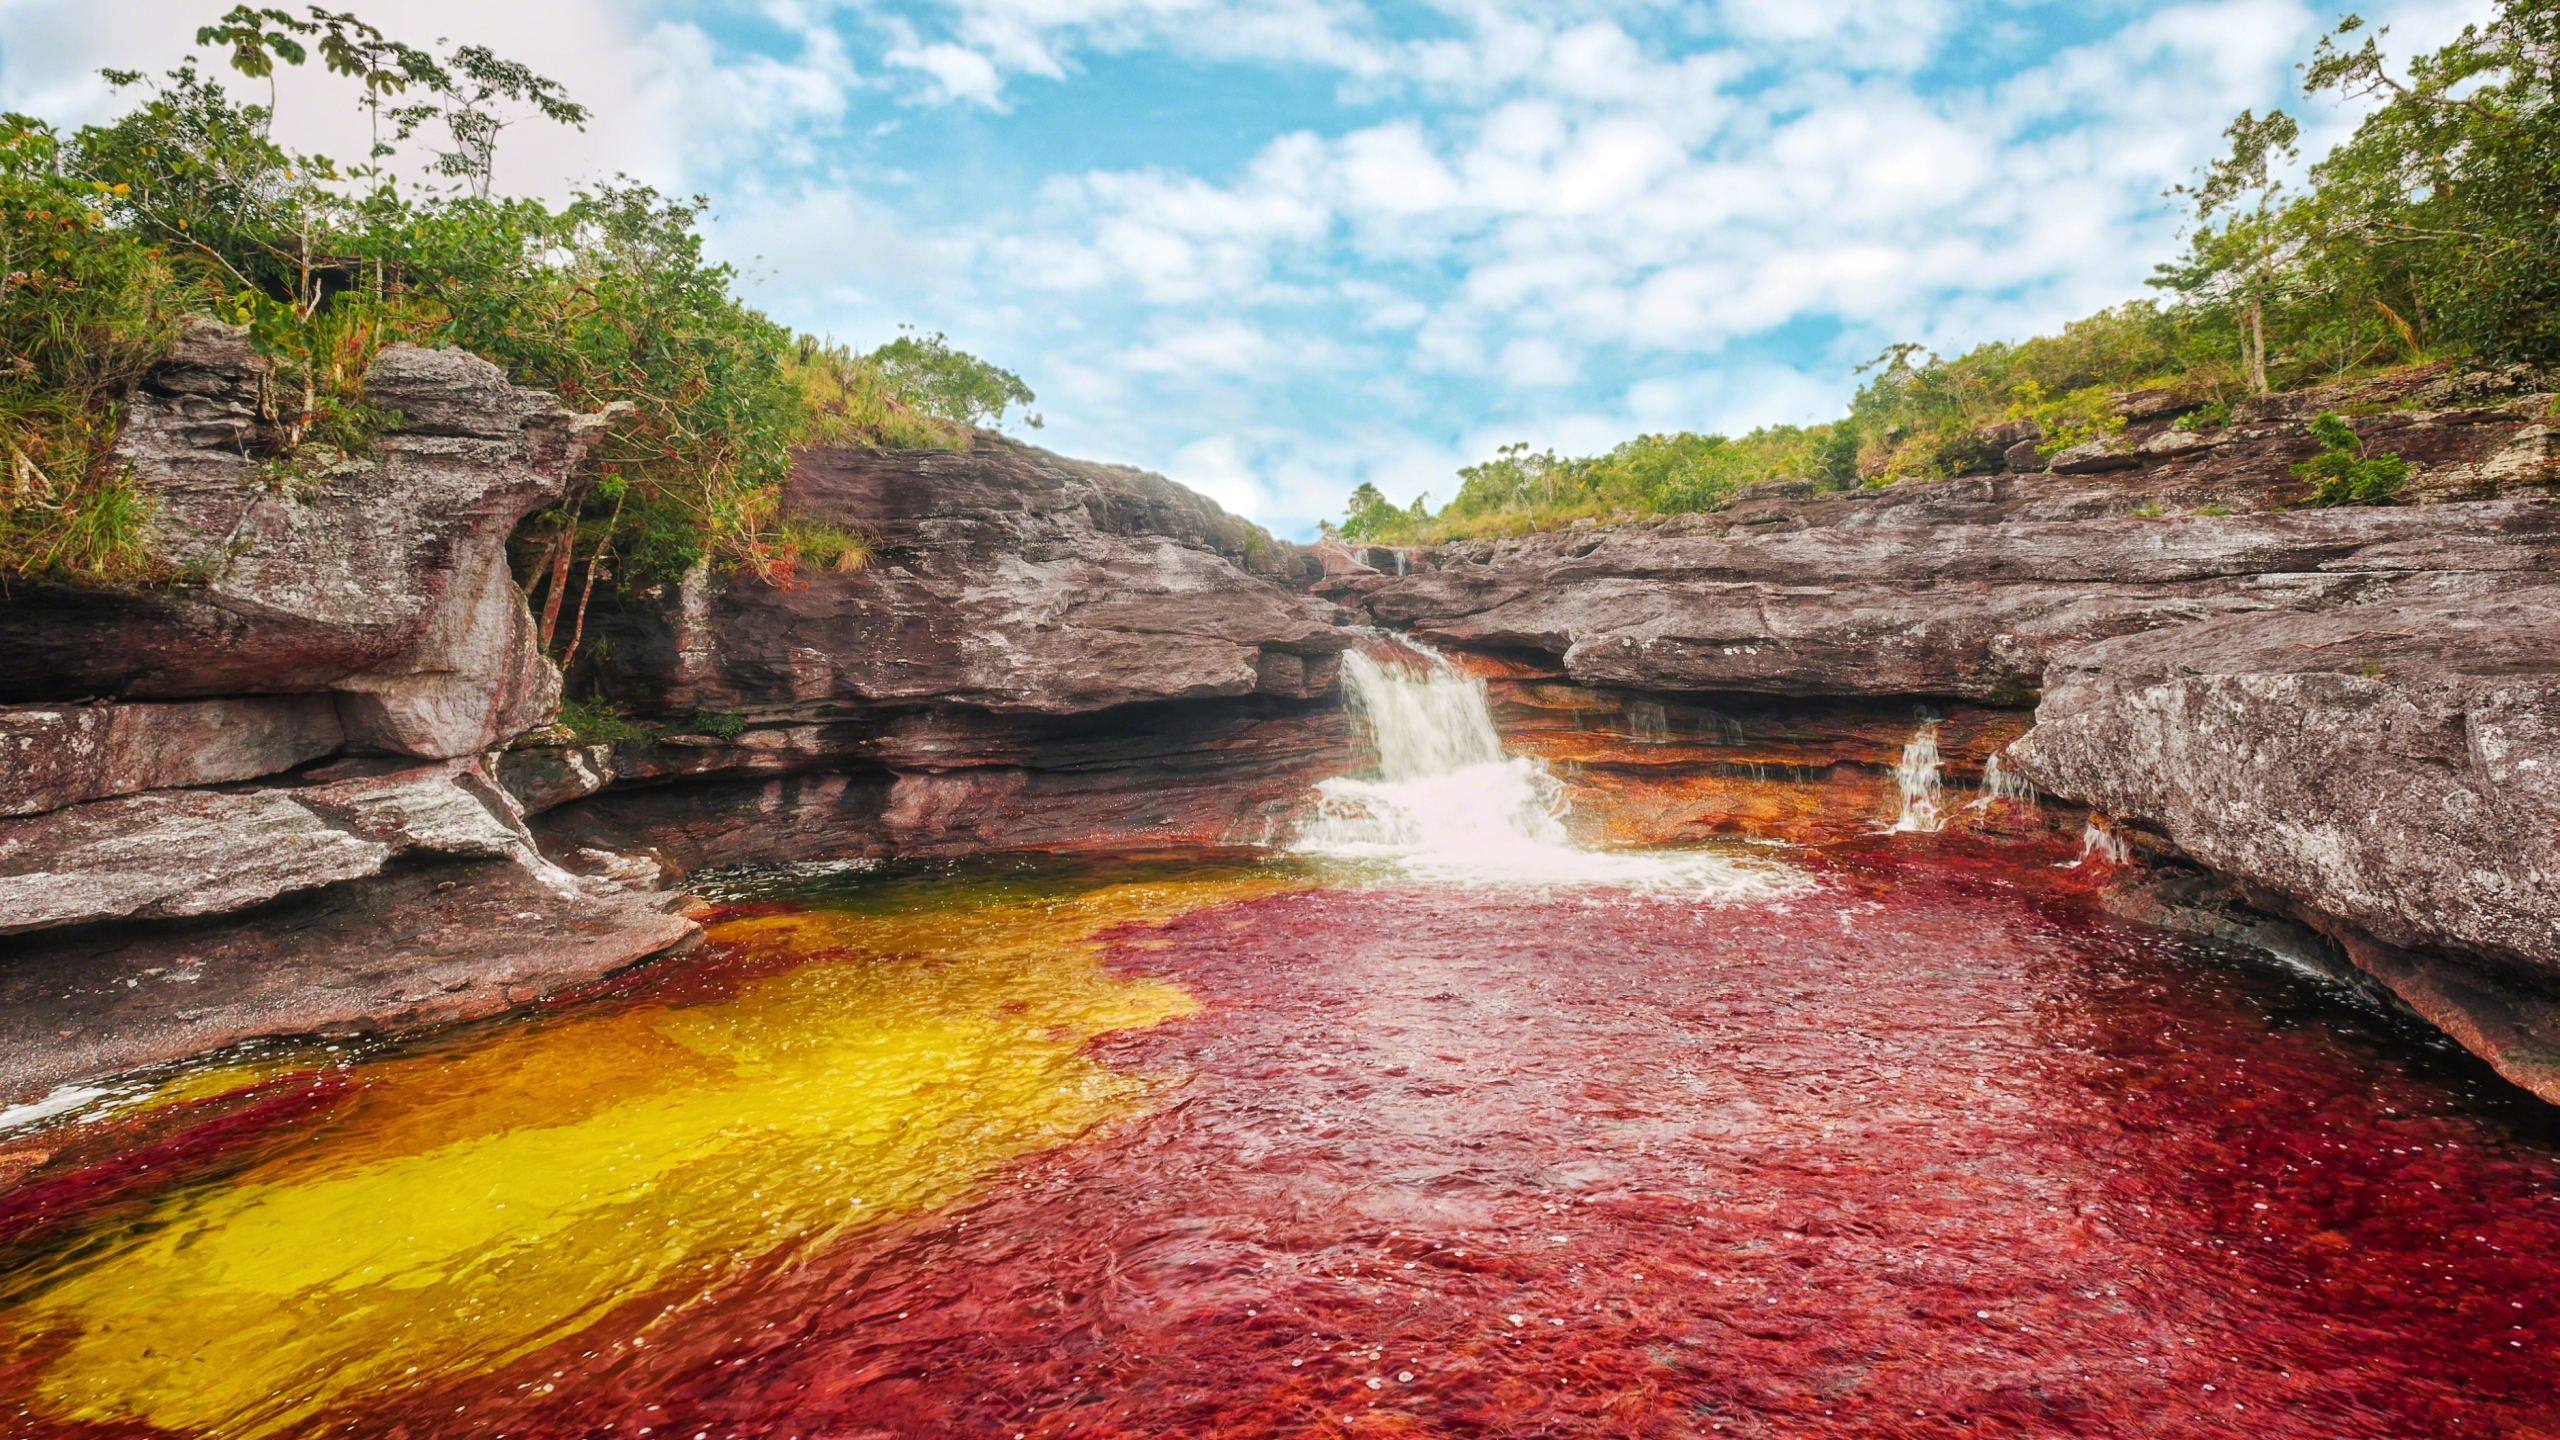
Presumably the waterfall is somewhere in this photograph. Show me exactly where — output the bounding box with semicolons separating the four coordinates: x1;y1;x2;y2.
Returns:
1883;721;1946;833
2060;817;2132;869
1294;642;1798;896
1968;753;2040;812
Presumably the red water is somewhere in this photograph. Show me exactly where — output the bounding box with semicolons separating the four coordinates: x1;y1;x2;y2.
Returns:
13;839;2560;1437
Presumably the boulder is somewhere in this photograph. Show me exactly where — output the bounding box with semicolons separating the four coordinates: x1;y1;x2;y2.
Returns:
0;698;342;817
2110;387;2201;421
0;323;595;757
2007;588;2560;1099
2045;435;2139;474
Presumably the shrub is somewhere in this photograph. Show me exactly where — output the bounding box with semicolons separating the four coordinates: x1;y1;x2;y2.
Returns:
2294;411;2410;505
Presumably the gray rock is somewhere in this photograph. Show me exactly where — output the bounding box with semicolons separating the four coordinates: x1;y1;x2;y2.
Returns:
0;857;696;1101
2137;427;2213;458
1336;498;2560;702
0;760;560;936
0;698;342;817
2111;387;2202;421
495;741;618;815
2046;435;2140;473
2007;589;2560;1099
0;789;389;935
0;323;594;758
602;436;1347;717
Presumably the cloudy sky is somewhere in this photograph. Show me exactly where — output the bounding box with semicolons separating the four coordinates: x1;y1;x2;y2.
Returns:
0;0;2493;537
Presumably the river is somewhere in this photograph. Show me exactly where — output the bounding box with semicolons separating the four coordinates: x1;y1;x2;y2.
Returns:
2;648;2554;1437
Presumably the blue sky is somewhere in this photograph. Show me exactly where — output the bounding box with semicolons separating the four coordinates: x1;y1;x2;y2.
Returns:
1;0;2494;537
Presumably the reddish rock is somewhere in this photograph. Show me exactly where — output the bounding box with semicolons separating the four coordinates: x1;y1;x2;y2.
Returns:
0;324;598;758
0;697;342;817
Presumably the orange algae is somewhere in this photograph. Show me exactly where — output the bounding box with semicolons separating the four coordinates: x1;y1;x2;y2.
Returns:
0;871;1293;1439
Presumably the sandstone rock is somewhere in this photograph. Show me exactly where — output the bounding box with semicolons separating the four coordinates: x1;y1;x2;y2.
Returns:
2046;435;2139;474
2137;428;2212;459
0;789;389;936
495;740;618;815
0;698;342;817
2002;438;2046;472
2111;387;2201;421
1335;499;2560;702
2007;588;2560;1098
0;760;558;936
532;697;1354;873
0;324;593;757
0;857;697;1101
597;438;1344;718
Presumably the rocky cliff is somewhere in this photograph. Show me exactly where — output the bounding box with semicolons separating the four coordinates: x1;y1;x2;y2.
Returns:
1323;385;2560;1099
0;325;692;1098
8;333;2557;1118
512;436;1354;873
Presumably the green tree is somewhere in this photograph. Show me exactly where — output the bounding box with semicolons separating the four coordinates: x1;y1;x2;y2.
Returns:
2298;6;2560;364
2153;109;2301;394
864;328;1039;430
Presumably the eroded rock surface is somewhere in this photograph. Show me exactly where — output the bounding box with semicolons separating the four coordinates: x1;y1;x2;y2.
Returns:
0;698;343;817
2007;587;2560;1098
0;859;696;1102
1332;492;2559;703
0;323;594;759
611;438;1346;716
0;760;560;937
535;440;1357;865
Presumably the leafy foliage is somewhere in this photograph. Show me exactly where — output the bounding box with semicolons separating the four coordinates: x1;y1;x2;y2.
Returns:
2294;411;2410;505
863;327;1040;431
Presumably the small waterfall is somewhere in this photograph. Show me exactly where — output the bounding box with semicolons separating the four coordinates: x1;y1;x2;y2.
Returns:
1626;701;1671;743
1294;642;1798;895
1883;721;1946;833
1968;753;2040;812
2061;817;2133;869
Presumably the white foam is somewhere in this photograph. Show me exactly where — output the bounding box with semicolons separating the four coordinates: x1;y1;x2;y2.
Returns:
1292;644;1802;899
0;1083;118;1136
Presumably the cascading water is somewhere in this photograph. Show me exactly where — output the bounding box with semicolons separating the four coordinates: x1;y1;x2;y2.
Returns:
1293;642;1797;895
1968;752;2040;812
1884;720;1946;833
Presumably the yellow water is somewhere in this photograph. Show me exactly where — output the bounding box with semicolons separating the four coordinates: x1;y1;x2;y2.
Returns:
1;867;1296;1439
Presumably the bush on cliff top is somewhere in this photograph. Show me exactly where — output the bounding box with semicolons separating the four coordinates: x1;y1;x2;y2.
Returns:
0;5;1032;603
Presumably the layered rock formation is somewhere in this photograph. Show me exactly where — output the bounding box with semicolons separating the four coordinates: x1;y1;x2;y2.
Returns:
520;437;1354;873
0;326;692;1098
1324;393;2560;1099
2009;585;2560;1098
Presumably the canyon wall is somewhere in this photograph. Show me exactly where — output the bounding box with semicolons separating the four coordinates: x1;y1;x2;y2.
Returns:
515;435;1355;873
1324;377;2560;1099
